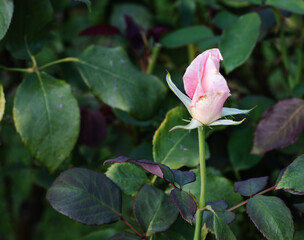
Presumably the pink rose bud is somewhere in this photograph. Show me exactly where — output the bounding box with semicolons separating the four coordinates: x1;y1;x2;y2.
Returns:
183;48;231;125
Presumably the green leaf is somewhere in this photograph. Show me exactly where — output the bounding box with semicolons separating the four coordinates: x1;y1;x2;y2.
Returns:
74;0;92;12
183;169;242;207
76;45;166;120
276;155;304;193
247;195;294;240
160;25;213;48
106;163;148;195
0;84;5;121
13;72;80;172
220;13;261;73
266;0;304;15
153;107;209;169
156;230;187;240
239;96;275;124
213;212;237;240
108;232;141;240
294;230;304;240
213;11;237;30
133;185;179;236
170;189;197;224
46;168;122;225
0;0;14;40
4;0;53;59
228;127;262;170
81;229;120;240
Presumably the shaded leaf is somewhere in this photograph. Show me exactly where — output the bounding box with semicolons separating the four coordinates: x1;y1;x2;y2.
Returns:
4;0;53;59
247;195;294;240
76;45;166;120
153;107;209;169
213;11;237;30
160;25;213;48
171;169;196;187
13;72;80;172
239;96;275;124
183;170;242;207
220;13;261;73
214;212;237;240
203;200;236;230
229;127;262;170
46;168;122;225
74;0;91;12
156;230;187;240
79;24;121;36
276;155;304;193
79;107;107;148
124;15;144;51
170;189;197;224
266;0;304;15
294;231;304;240
234;177;268;196
0;84;5;121
133;185;178;236
252;98;304;155
106;163;148;195
293;203;304;213
0;0;14;40
108;231;140;240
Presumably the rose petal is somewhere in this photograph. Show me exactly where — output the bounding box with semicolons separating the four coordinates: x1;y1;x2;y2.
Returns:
190;90;230;125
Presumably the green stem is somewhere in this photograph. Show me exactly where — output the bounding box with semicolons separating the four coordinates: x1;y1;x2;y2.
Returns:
296;17;304;85
194;126;206;240
188;44;196;64
146;43;161;74
39;57;79;70
273;8;294;89
0;65;34;73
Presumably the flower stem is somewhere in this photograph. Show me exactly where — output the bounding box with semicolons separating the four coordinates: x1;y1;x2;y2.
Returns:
39;57;79;70
0;65;34;73
194;126;206;240
146;43;161;74
188;44;196;64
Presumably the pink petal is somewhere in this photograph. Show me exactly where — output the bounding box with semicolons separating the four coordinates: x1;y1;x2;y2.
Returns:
190;91;231;125
183;48;224;99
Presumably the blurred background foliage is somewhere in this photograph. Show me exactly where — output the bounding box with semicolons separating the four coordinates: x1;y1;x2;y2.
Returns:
1;0;304;239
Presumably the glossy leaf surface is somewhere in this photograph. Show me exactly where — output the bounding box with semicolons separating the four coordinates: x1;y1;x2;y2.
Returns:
0;0;14;40
47;168;122;225
77;45;166;120
153;107;209;169
220;13;261;73
277;155;304;193
13;72;80;171
106;163;148;195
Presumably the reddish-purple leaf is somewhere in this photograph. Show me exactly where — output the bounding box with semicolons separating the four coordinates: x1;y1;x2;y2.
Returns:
147;27;169;42
124;15;144;51
170;189;197;224
79;24;121;36
234;177;268;197
79;107;107;148
252;98;304;155
171;169;196;187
